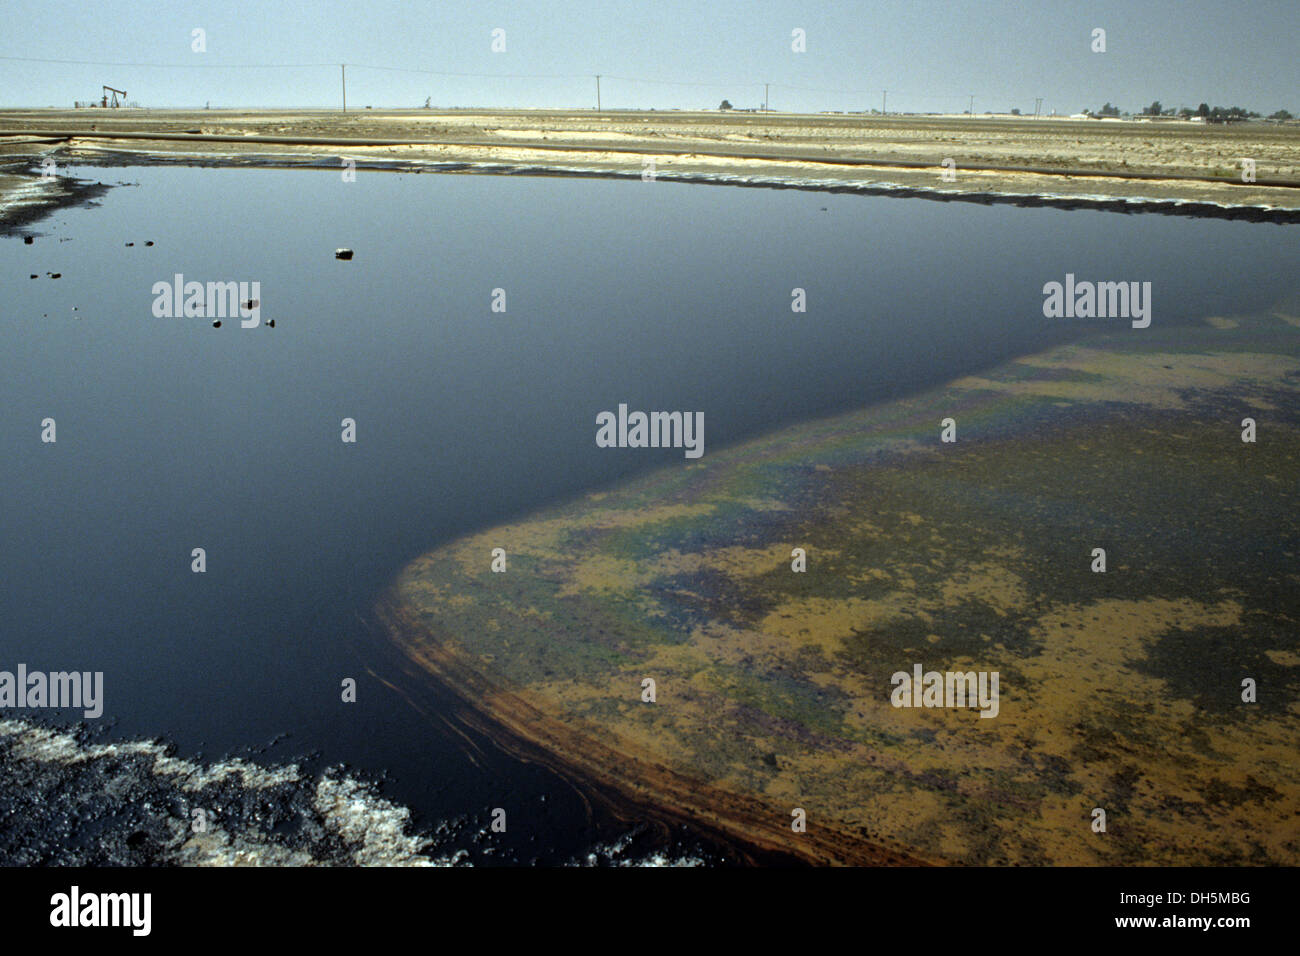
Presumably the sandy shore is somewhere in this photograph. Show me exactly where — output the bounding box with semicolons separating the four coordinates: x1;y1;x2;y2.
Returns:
2;109;1299;218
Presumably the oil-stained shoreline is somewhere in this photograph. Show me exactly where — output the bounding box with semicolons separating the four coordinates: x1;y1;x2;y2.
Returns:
383;307;1300;866
0;717;457;866
0;714;721;866
5;150;1300;228
6;141;1297;867
376;599;924;866
0;166;110;232
6;105;1300;227
3;108;1299;213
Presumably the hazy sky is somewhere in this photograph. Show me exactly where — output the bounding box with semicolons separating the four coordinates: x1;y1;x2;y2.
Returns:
2;0;1296;113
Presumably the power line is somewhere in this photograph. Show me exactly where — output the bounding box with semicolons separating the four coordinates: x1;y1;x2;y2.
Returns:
771;81;880;96
0;54;1022;110
600;74;756;90
0;54;587;78
774;82;975;100
0;54;334;69
348;63;588;79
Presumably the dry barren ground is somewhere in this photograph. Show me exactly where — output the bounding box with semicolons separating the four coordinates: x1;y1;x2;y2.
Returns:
2;108;1299;212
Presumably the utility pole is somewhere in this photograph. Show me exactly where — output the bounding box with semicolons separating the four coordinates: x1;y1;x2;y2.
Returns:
1034;97;1043;119
882;90;887;115
341;64;347;113
968;93;974;115
764;83;769;113
595;74;601;112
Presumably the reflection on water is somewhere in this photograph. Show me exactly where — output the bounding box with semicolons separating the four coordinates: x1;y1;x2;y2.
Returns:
1;165;1296;863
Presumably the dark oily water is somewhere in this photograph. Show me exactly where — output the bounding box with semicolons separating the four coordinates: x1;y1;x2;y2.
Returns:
1;165;1295;864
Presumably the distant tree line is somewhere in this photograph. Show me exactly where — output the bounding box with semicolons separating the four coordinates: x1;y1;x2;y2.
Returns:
1083;100;1293;123
709;95;1293;121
